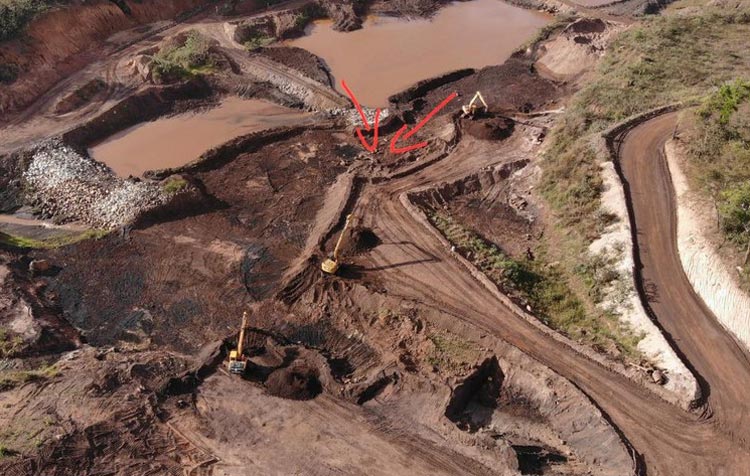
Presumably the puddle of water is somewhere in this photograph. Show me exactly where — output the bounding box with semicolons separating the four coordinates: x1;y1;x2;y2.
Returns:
287;0;551;108
89;97;312;178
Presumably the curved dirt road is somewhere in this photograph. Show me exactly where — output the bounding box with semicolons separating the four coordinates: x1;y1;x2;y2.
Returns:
353;119;750;474
616;112;750;446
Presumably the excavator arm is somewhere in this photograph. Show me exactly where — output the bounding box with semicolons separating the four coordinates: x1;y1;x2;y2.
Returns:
462;91;489;118
322;214;353;274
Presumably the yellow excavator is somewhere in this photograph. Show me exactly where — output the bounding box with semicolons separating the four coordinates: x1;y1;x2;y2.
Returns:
462;91;488;118
321;214;353;275
227;311;249;374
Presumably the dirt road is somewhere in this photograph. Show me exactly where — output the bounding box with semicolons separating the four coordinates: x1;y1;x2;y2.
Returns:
352;121;750;474
616;113;750;447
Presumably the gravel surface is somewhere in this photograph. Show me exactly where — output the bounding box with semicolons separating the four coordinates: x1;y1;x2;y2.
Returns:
23;141;170;229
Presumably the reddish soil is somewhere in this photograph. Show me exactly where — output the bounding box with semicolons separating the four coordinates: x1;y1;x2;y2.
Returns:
3;3;749;476
39;128;349;352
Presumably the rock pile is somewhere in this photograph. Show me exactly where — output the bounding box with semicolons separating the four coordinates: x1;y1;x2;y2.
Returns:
23;141;170;229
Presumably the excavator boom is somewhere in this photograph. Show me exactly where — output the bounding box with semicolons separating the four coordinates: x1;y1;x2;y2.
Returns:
462;91;488;118
321;214;353;274
228;311;249;374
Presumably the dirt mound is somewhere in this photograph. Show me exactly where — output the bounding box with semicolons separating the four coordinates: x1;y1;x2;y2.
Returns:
0;0;209;119
445;356;504;425
265;360;322;400
566;18;606;35
257;46;332;86
53;78;107;115
463;116;515;141
536;18;619;79
318;0;363;32
346;227;382;255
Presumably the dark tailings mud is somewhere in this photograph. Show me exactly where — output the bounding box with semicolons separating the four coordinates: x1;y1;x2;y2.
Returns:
288;0;550;107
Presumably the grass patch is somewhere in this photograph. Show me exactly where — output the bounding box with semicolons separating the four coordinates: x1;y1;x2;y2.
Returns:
0;365;59;390
426;331;481;373
686;80;750;278
161;177;188;194
430;212;643;360
538;5;750;309
244;31;274;51
0;329;24;358
542;6;750;233
0;0;53;42
0;228;108;249
150;30;218;82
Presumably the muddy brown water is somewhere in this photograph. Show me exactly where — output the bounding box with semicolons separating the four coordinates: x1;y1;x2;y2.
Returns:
88;97;312;177
287;0;551;108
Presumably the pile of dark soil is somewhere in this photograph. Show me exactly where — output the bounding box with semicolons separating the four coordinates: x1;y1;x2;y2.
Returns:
400;56;562;118
257;46;332;87
346;227;381;255
445;357;504;423
463;116;515;141
265;361;322;400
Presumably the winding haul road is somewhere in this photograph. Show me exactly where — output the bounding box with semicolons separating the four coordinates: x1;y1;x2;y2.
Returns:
355;115;750;475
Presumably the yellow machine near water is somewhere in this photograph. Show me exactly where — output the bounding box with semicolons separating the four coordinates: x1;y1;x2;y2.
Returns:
227;311;249;374
321;214;353;275
462;91;489;118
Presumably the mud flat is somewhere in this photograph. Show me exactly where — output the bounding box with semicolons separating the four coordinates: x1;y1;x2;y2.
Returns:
288;0;551;107
88;97;313;177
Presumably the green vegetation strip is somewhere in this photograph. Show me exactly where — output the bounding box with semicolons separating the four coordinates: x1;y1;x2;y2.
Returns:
689;80;750;280
0;229;108;249
541;5;750;290
150;31;218;82
0;0;50;42
429;212;643;360
0;365;58;390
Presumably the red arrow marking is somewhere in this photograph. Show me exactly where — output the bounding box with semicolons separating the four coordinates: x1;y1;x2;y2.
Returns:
356;108;380;153
342;79;381;152
390;91;458;155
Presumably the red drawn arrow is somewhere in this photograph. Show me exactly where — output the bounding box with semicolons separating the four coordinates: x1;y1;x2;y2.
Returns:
390;92;458;155
342;80;381;153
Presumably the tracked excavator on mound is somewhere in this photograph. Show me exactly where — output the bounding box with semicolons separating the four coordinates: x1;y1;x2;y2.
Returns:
462;91;488;119
321;214;353;275
227;311;249;374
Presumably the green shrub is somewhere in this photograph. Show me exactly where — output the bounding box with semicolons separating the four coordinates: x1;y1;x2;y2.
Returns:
429;212;643;360
0;0;48;42
151;31;217;82
698;79;750;124
719;183;750;248
161;177;188;194
244;32;274;51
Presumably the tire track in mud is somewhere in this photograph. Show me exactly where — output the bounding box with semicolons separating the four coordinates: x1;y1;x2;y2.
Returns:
352;122;750;475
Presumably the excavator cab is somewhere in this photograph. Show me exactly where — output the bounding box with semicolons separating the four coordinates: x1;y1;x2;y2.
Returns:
227;311;249;374
321;214;353;275
462;91;488;119
228;350;246;374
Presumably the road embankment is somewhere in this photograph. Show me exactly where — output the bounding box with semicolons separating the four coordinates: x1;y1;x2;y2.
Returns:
665;139;750;351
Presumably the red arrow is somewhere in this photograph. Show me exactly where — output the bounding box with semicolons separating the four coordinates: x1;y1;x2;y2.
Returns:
342;80;381;152
390;92;458;155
